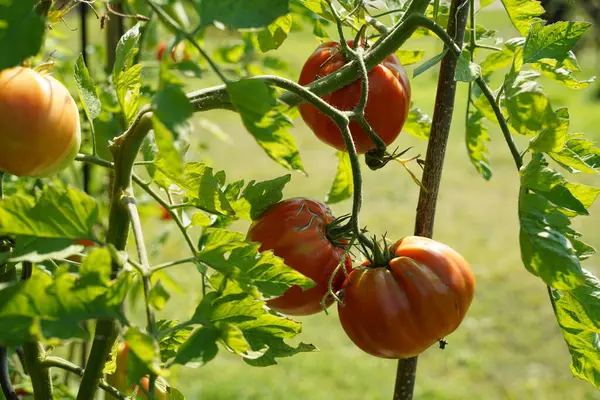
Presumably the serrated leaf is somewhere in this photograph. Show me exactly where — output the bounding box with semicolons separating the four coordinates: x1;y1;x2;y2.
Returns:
529;107;569;153
112;24;142;125
326;151;353;204
395;50;425;66
149;281;170;311
519;191;584;290
413;49;448;78
403;106;431;140
255;14;292;52
192;280;316;366
523;21;591;65
197;228;314;298
532;59;595;90
0;250;130;346
156;319;194;362
466;110;492;180
172;326;219;366
0;0;46;70
154;161;234;216
227;79;304;172
455;50;481;82
0;184;98;240
228;175;291;221
553;270;600;390
500;0;544;36
73;55;101;121
196;0;289;29
549;133;600;174
504;48;555;136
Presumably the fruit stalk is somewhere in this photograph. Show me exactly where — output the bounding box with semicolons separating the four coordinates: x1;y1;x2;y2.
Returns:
393;1;470;399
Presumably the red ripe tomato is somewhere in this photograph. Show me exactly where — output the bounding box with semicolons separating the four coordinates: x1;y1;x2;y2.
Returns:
298;41;411;153
0;67;81;177
247;198;351;316
338;236;475;358
159;205;172;221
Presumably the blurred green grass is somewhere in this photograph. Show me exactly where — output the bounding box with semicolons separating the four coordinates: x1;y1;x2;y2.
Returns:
55;6;600;399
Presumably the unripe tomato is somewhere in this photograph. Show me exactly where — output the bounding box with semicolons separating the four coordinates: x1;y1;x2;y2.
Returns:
0;67;81;177
338;236;475;358
156;41;189;63
106;342;167;400
247;198;351;316
298;41;411;153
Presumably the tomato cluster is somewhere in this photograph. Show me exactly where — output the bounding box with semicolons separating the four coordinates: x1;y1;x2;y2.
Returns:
249;200;475;359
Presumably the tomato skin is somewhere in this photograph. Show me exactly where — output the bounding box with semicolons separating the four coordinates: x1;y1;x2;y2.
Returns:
156;41;189;63
298;41;410;153
337;236;475;358
247;198;351;316
0;67;81;177
159;205;172;221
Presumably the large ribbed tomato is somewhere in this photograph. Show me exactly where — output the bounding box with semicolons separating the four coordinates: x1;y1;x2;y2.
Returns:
298;40;411;153
247;198;351;316
338;236;475;358
0;67;81;177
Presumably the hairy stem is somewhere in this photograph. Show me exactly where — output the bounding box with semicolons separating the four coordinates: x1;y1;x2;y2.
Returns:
42;357;127;400
77;110;154;400
22;342;52;400
394;1;470;399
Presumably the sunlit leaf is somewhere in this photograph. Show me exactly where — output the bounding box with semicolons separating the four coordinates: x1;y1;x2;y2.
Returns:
326;151;353;204
500;0;544;36
466;110;492;180
523;21;591;65
403;106;431;140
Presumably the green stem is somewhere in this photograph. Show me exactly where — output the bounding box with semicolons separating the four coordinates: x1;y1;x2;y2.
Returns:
151;257;199;273
76;109;154;400
22;342;52;400
42;357;127;400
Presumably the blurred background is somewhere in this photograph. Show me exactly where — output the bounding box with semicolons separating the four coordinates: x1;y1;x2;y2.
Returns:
47;0;600;398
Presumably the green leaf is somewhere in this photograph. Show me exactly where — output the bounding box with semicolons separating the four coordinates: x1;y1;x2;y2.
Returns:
255;14;292;52
529;107;569;153
190;212;212;227
197;228;314;298
466;110;492;180
455;50;481;82
326;151;353;204
519;191;584;290
549;133;600;174
532;59;595;90
192;280;316;366
228;175;291;221
0;250;130;346
4;237;82;263
112;24;142;125
156;320;194;363
196;0;289;29
395;50;425;66
504;48;555;136
73;55;101;121
480;38;524;75
523;22;591;65
149;281;170;312
480;0;496;8
227;79;304;172
152;118;184;177
154;161;234;216
0;0;46;70
172;326;219;366
500;0;545;36
0;184;98;240
553;270;600;390
413;49;448;78
153;83;193;145
125;327;162;383
403;106;432;140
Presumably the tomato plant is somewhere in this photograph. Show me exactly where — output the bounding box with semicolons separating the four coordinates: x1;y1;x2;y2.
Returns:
0;0;599;399
298;40;411;153
337;236;475;358
247;198;351;315
0;66;81;177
